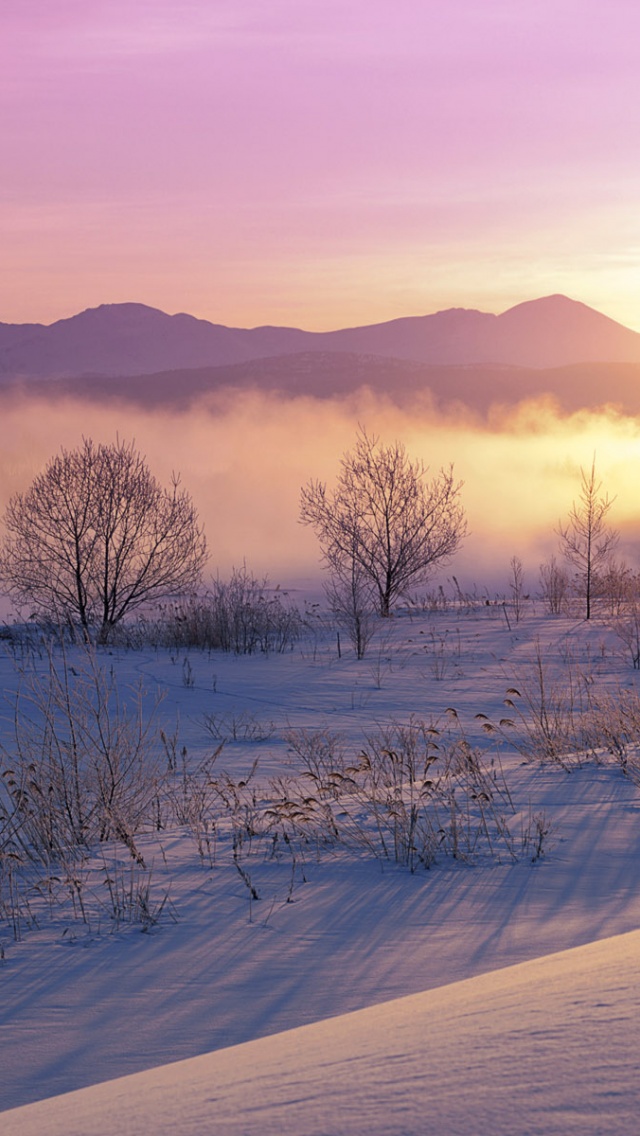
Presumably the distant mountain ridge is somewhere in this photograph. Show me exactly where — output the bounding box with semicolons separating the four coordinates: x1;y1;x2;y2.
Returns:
2;295;640;379
21;353;640;418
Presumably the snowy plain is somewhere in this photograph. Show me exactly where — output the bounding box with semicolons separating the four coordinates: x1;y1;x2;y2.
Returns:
1;596;640;1132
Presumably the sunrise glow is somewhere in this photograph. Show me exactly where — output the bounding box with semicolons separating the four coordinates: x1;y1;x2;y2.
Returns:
2;1;640;331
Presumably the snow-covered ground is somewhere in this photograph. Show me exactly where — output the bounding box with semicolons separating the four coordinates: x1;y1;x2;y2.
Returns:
5;929;639;1136
1;600;639;1131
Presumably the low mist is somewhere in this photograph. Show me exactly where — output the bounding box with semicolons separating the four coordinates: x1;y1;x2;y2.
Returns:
1;386;640;605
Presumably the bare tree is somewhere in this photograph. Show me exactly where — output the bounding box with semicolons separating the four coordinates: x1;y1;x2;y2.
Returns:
0;439;207;643
539;555;569;615
324;535;377;659
509;555;525;623
300;429;466;617
556;458;618;620
597;558;634;617
611;601;640;669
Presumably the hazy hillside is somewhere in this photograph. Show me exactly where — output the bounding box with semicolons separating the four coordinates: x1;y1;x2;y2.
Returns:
16;352;640;417
2;295;640;380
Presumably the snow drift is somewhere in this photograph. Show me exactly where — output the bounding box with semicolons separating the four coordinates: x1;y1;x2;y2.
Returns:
4;929;638;1136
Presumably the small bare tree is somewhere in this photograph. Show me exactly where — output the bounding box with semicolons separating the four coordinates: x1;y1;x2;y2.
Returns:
324;536;377;659
509;555;525;623
606;569;640;667
300;429;466;617
539;555;569;615
556;458;618;620
612;604;640;669
597;558;634;617
0;439;207;643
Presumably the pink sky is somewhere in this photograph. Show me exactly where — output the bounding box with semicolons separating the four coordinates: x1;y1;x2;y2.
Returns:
2;1;640;330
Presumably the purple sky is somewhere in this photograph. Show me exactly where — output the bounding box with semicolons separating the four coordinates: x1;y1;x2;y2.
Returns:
2;1;640;330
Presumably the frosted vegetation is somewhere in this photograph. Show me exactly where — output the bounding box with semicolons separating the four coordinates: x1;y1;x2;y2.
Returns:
2;579;640;949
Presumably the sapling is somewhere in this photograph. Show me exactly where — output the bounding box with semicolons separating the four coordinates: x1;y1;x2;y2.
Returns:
539;556;569;615
509;556;526;623
611;603;640;669
556;458;619;620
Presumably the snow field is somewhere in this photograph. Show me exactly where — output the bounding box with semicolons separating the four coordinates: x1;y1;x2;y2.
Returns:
1;603;639;1128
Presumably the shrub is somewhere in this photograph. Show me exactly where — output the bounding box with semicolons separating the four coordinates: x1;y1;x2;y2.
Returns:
148;567;302;654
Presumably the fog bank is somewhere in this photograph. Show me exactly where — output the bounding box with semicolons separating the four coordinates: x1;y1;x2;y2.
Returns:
1;388;639;604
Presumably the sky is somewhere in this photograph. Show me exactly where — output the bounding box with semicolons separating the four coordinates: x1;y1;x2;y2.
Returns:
2;0;640;331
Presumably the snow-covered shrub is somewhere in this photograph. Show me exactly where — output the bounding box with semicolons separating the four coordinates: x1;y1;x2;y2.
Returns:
610;602;640;669
280;716;519;871
147;567;302;654
581;688;640;783
538;556;569;615
498;642;594;769
498;641;640;780
0;642;168;938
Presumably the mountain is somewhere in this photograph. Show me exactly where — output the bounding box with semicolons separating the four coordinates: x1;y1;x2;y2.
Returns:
0;304;308;378
317;295;640;368
2;295;640;380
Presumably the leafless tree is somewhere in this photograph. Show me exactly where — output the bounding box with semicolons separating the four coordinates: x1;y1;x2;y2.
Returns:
596;558;635;617
300;429;466;617
611;602;640;669
539;555;569;615
0;439;207;643
603;564;640;664
509;555;525;623
556;458;618;620
324;534;377;659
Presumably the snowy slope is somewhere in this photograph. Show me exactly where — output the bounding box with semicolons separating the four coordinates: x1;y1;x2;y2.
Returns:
4;929;639;1136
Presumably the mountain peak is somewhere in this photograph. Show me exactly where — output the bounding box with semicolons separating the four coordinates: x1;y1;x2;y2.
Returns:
57;302;171;325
